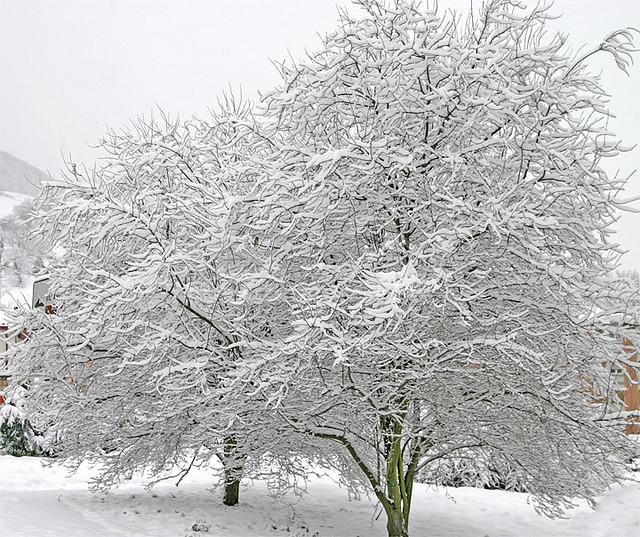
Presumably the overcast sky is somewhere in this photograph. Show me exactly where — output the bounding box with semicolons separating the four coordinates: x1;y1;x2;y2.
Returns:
1;0;639;268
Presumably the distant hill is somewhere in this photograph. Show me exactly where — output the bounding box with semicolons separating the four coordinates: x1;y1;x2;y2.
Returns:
0;150;47;196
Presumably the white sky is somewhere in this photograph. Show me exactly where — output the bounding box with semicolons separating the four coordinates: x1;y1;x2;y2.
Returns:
1;0;639;268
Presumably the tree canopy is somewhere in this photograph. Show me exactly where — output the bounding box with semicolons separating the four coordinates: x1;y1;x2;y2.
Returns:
8;2;639;536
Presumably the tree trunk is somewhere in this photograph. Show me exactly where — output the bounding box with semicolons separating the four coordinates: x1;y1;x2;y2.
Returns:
223;472;240;506
222;436;243;506
381;415;414;537
385;507;409;537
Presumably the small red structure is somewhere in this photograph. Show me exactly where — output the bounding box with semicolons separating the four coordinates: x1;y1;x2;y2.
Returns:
623;337;640;435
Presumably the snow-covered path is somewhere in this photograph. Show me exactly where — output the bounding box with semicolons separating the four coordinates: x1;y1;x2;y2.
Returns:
1;456;638;537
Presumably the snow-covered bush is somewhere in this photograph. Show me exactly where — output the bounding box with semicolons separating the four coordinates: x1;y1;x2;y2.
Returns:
418;448;528;492
0;386;48;457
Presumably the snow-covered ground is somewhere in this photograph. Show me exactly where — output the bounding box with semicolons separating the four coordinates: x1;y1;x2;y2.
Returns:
0;456;638;537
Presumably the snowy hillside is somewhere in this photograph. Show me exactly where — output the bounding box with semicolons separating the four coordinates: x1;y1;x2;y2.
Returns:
0;150;46;196
0;455;638;537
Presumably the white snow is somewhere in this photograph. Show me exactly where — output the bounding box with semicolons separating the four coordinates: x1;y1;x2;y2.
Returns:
0;455;638;536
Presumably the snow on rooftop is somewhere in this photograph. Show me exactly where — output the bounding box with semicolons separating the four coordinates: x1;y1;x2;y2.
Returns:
0;190;31;219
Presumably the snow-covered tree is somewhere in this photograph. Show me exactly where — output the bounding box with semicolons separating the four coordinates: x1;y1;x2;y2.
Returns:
10;102;292;504
8;1;639;536
0;199;47;291
222;1;639;536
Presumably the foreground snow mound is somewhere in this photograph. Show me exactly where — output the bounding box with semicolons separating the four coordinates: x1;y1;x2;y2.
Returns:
0;456;638;536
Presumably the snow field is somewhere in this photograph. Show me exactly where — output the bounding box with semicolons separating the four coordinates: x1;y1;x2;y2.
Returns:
1;455;638;537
